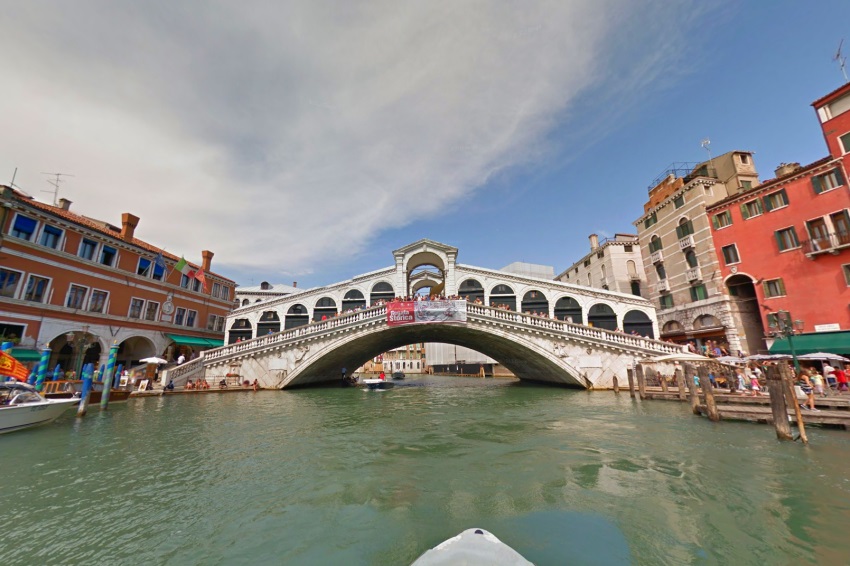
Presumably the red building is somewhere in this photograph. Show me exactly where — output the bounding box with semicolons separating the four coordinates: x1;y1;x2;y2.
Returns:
706;82;850;354
0;185;235;373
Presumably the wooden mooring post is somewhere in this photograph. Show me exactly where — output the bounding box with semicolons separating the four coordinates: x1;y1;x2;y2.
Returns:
697;365;720;422
683;363;700;415
765;364;793;440
657;367;668;392
675;366;686;401
627;368;636;399
612;375;619;394
781;363;808;444
635;364;647;400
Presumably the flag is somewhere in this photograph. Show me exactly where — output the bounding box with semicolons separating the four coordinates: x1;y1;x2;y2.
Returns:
174;256;195;278
153;251;167;273
0;350;30;382
194;267;208;293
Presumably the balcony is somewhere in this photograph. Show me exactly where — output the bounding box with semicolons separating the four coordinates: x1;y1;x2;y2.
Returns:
628;273;642;281
678;234;694;250
686;266;702;282
650;249;664;264
656;280;670;294
803;231;850;257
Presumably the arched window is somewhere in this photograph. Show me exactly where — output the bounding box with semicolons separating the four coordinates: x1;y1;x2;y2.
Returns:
257;311;281;335
685;249;698;268
241;299;249;306
649;235;663;253
587;303;617;331
489;284;516;311
655;264;667;280
676;217;694;239
623;310;654;338
521;290;549;314
342;289;366;311
285;304;310;329
458;279;484;302
370;282;395;305
554;296;582;323
313;297;337;321
626;260;637;277
228;319;253;343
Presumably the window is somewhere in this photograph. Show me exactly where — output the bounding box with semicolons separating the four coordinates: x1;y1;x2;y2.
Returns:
66;285;88;309
775;227;799;251
624;245;633;253
659;295;673;309
806;218;829;250
766;312;779;328
219;286;229;300
763;278;786;298
152;261;164;281
675;219;694;239
689;284;708;301
89;290;108;313
24;275;49;303
39;225;63;249
596;250;604;259
721;244;740;265
180;273;191;288
763;189;789;211
137;257;151;276
685;249;698;268
712;211;732;229
11;215;37;240
212;282;222;298
831;211;850;246
144;301;160;321
655;264;667;280
843;264;850;286
740;154;750;165
673;195;685;209
175;308;186;326
0;268;23;299
740;199;763;219
583;259;590;267
840;131;850;154
129;298;144;319
649;236;663;253
741;180;753;190
812;169;845;194
186;310;197;328
644;212;657;229
99;245;117;267
207;315;225;332
79;238;98;260
192;279;201;292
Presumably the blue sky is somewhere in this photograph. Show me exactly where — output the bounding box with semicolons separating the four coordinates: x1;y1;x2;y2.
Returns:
1;1;848;290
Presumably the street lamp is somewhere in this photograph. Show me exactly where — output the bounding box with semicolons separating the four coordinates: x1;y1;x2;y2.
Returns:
65;326;95;379
768;310;804;372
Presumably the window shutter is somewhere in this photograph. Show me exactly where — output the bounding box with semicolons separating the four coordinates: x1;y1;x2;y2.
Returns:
779;188;788;205
812;175;823;194
778;278;786;295
741;203;750;220
774;231;784;251
763;195;773;212
712;215;719;230
762;281;769;296
836;168;846;187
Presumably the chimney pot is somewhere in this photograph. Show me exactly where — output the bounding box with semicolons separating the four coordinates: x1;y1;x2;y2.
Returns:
120;213;139;241
201;250;214;272
589;234;599;250
58;198;72;211
774;162;801;178
293;281;297;288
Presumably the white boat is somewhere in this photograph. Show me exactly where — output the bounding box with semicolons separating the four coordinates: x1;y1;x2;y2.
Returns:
412;528;532;565
362;378;395;390
0;381;79;435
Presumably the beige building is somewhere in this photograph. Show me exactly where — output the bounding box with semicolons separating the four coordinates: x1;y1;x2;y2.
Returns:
556;233;645;296
633;151;761;354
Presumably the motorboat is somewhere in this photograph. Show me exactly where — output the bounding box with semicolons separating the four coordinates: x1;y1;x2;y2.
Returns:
0;381;79;435
362;378;395;390
411;528;532;565
41;380;132;403
392;371;406;380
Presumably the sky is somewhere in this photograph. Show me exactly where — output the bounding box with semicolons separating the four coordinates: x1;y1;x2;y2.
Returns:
2;1;849;290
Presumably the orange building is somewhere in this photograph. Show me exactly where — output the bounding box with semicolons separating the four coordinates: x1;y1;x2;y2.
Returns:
0;185;235;374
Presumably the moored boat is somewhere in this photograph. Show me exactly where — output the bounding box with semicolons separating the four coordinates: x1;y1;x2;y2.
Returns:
392;371;405;380
41;380;133;403
411;528;532;565
362;378;395;390
0;381;79;435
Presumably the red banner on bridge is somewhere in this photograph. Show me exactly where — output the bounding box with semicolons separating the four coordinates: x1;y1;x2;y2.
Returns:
387;300;467;326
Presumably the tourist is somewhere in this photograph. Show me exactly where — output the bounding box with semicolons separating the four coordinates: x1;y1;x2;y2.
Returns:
810;368;826;397
165;379;175;391
823;363;836;390
749;370;762;396
735;368;747;394
799;371;817;411
177;353;186;365
835;367;848;392
252;379;259;392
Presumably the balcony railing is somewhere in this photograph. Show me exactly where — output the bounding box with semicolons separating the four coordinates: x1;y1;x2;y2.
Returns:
656;280;670;294
650;249;663;264
686;266;702;282
803;231;850;257
678;234;694;250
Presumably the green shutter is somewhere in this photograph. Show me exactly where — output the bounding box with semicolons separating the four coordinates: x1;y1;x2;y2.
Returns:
790;227;798;247
778;278;786;295
762;281;769;297
741;203;750;220
712;215;720;230
812;175;823;194
836;168;845;186
774;231;784;251
763;195;773;212
779;188;788;205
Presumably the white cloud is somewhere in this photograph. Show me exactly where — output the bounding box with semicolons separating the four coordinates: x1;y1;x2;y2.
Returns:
0;0;693;277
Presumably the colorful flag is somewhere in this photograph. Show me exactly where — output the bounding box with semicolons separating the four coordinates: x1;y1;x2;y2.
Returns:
194;267;208;293
0;350;30;381
153;251;167;273
174;256;195;278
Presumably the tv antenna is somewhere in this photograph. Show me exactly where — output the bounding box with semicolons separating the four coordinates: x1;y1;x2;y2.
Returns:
835;39;848;83
8;168;30;196
40;172;74;206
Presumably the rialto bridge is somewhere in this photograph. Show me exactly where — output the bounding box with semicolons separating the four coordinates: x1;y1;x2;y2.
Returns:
169;240;684;389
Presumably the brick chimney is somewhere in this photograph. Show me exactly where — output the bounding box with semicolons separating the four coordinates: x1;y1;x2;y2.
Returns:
201;250;214;272
589;234;599;251
774;162;801;178
293;281;297;288
120;213;139;241
58;198;72;211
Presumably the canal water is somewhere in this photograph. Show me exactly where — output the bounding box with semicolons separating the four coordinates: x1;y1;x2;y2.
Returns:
2;376;848;565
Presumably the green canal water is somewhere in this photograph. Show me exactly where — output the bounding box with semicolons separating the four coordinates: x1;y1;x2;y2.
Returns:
2;376;849;565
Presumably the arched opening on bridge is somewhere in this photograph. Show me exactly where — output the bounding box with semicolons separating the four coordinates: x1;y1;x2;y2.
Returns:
241;299;249;307
587;303;617;331
257;311;281;335
623;310;654;338
521;290;549;315
313;297;337;322
228;319;253;343
408;264;445;297
370;282;395;305
458;278;484;303
342;290;366;311
725;273;766;355
489;284;516;311
285;304;310;329
554;296;582;323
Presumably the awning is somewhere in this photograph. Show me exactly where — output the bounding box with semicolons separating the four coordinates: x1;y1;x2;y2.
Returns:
9;349;42;362
769;331;850;356
166;334;224;348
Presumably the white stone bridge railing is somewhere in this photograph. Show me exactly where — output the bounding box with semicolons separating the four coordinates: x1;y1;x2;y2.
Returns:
169;303;682;382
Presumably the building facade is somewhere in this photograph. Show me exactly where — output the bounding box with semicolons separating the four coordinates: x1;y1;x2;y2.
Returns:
706;82;850;350
556;233;646;297
634;151;761;354
0;186;235;373
235;281;300;307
